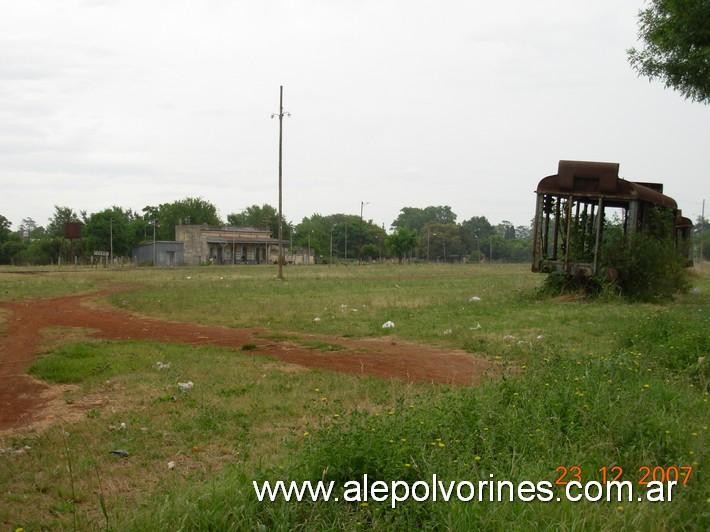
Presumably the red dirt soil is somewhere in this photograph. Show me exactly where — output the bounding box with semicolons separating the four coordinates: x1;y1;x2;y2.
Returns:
0;288;493;430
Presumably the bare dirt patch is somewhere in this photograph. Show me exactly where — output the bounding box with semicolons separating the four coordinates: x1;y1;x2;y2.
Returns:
0;287;494;430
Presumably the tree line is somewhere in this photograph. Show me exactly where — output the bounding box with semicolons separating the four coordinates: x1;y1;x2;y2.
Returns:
3;196;708;265
0;198;531;265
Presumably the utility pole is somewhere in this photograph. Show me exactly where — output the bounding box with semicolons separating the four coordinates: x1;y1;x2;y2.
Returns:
152;219;157;266
272;85;290;280
701;199;706;267
359;201;369;263
109;218;113;267
330;224;335;265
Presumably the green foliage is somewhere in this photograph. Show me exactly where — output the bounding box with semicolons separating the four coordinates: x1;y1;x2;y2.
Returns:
0;214;10;239
143;197;222;240
694;215;709;260
539;271;608;297
82;206;143;256
603;208;690;301
30;342;130;383
294;213;386;260
227;204;289;240
391;206;457;233
46;206;80;238
386;227;417;262
126;298;709;529
419;222;463;261
623;304;709;382
628;0;710;104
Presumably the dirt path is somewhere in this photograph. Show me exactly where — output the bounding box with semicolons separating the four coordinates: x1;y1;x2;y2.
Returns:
0;288;492;430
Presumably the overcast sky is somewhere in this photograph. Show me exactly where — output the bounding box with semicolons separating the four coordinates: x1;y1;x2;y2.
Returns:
1;0;708;231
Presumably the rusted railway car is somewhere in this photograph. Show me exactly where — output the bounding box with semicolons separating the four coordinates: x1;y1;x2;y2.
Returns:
531;160;692;276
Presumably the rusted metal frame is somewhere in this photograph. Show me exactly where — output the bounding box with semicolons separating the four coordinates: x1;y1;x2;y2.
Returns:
588;202;596;254
628;200;639;234
532;194;544;270
552;195;561;260
563;194;574;272
574;200;580;246
542;195;551;259
592;197;604;274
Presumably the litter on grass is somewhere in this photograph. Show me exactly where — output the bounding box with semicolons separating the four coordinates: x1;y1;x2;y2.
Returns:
468;296;481;302
382;320;395;329
110;449;129;457
177;381;194;392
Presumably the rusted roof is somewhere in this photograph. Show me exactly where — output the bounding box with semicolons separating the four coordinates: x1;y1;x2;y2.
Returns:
536;160;677;209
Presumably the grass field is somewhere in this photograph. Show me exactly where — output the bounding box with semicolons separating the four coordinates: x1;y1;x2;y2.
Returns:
0;264;708;530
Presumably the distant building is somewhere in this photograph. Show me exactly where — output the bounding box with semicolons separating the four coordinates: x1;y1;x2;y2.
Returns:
133;241;184;266
175;225;291;265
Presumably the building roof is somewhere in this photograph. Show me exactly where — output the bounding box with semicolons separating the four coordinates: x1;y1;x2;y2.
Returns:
206;238;287;245
176;224;271;233
133;241;184;249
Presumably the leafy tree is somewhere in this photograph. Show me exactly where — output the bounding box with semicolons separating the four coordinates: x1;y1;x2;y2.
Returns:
695;215;709;260
227;204;290;240
83;207;140;257
496;220;516;240
420;222;463;261
386;227;417;263
460;216;495;259
20;217;37;240
46;206;80;238
0;214;10;242
294;214;386;261
391;206;457;233
628;0;710;104
0;234;26;265
143;197;221;240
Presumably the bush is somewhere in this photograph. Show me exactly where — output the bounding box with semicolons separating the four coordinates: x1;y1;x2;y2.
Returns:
603;208;689;301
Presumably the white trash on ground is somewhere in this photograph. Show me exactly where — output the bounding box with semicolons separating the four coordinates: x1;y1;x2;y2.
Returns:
382;320;395;329
468;296;481;302
313;316;321;322
177;381;194;392
167;461;176;470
